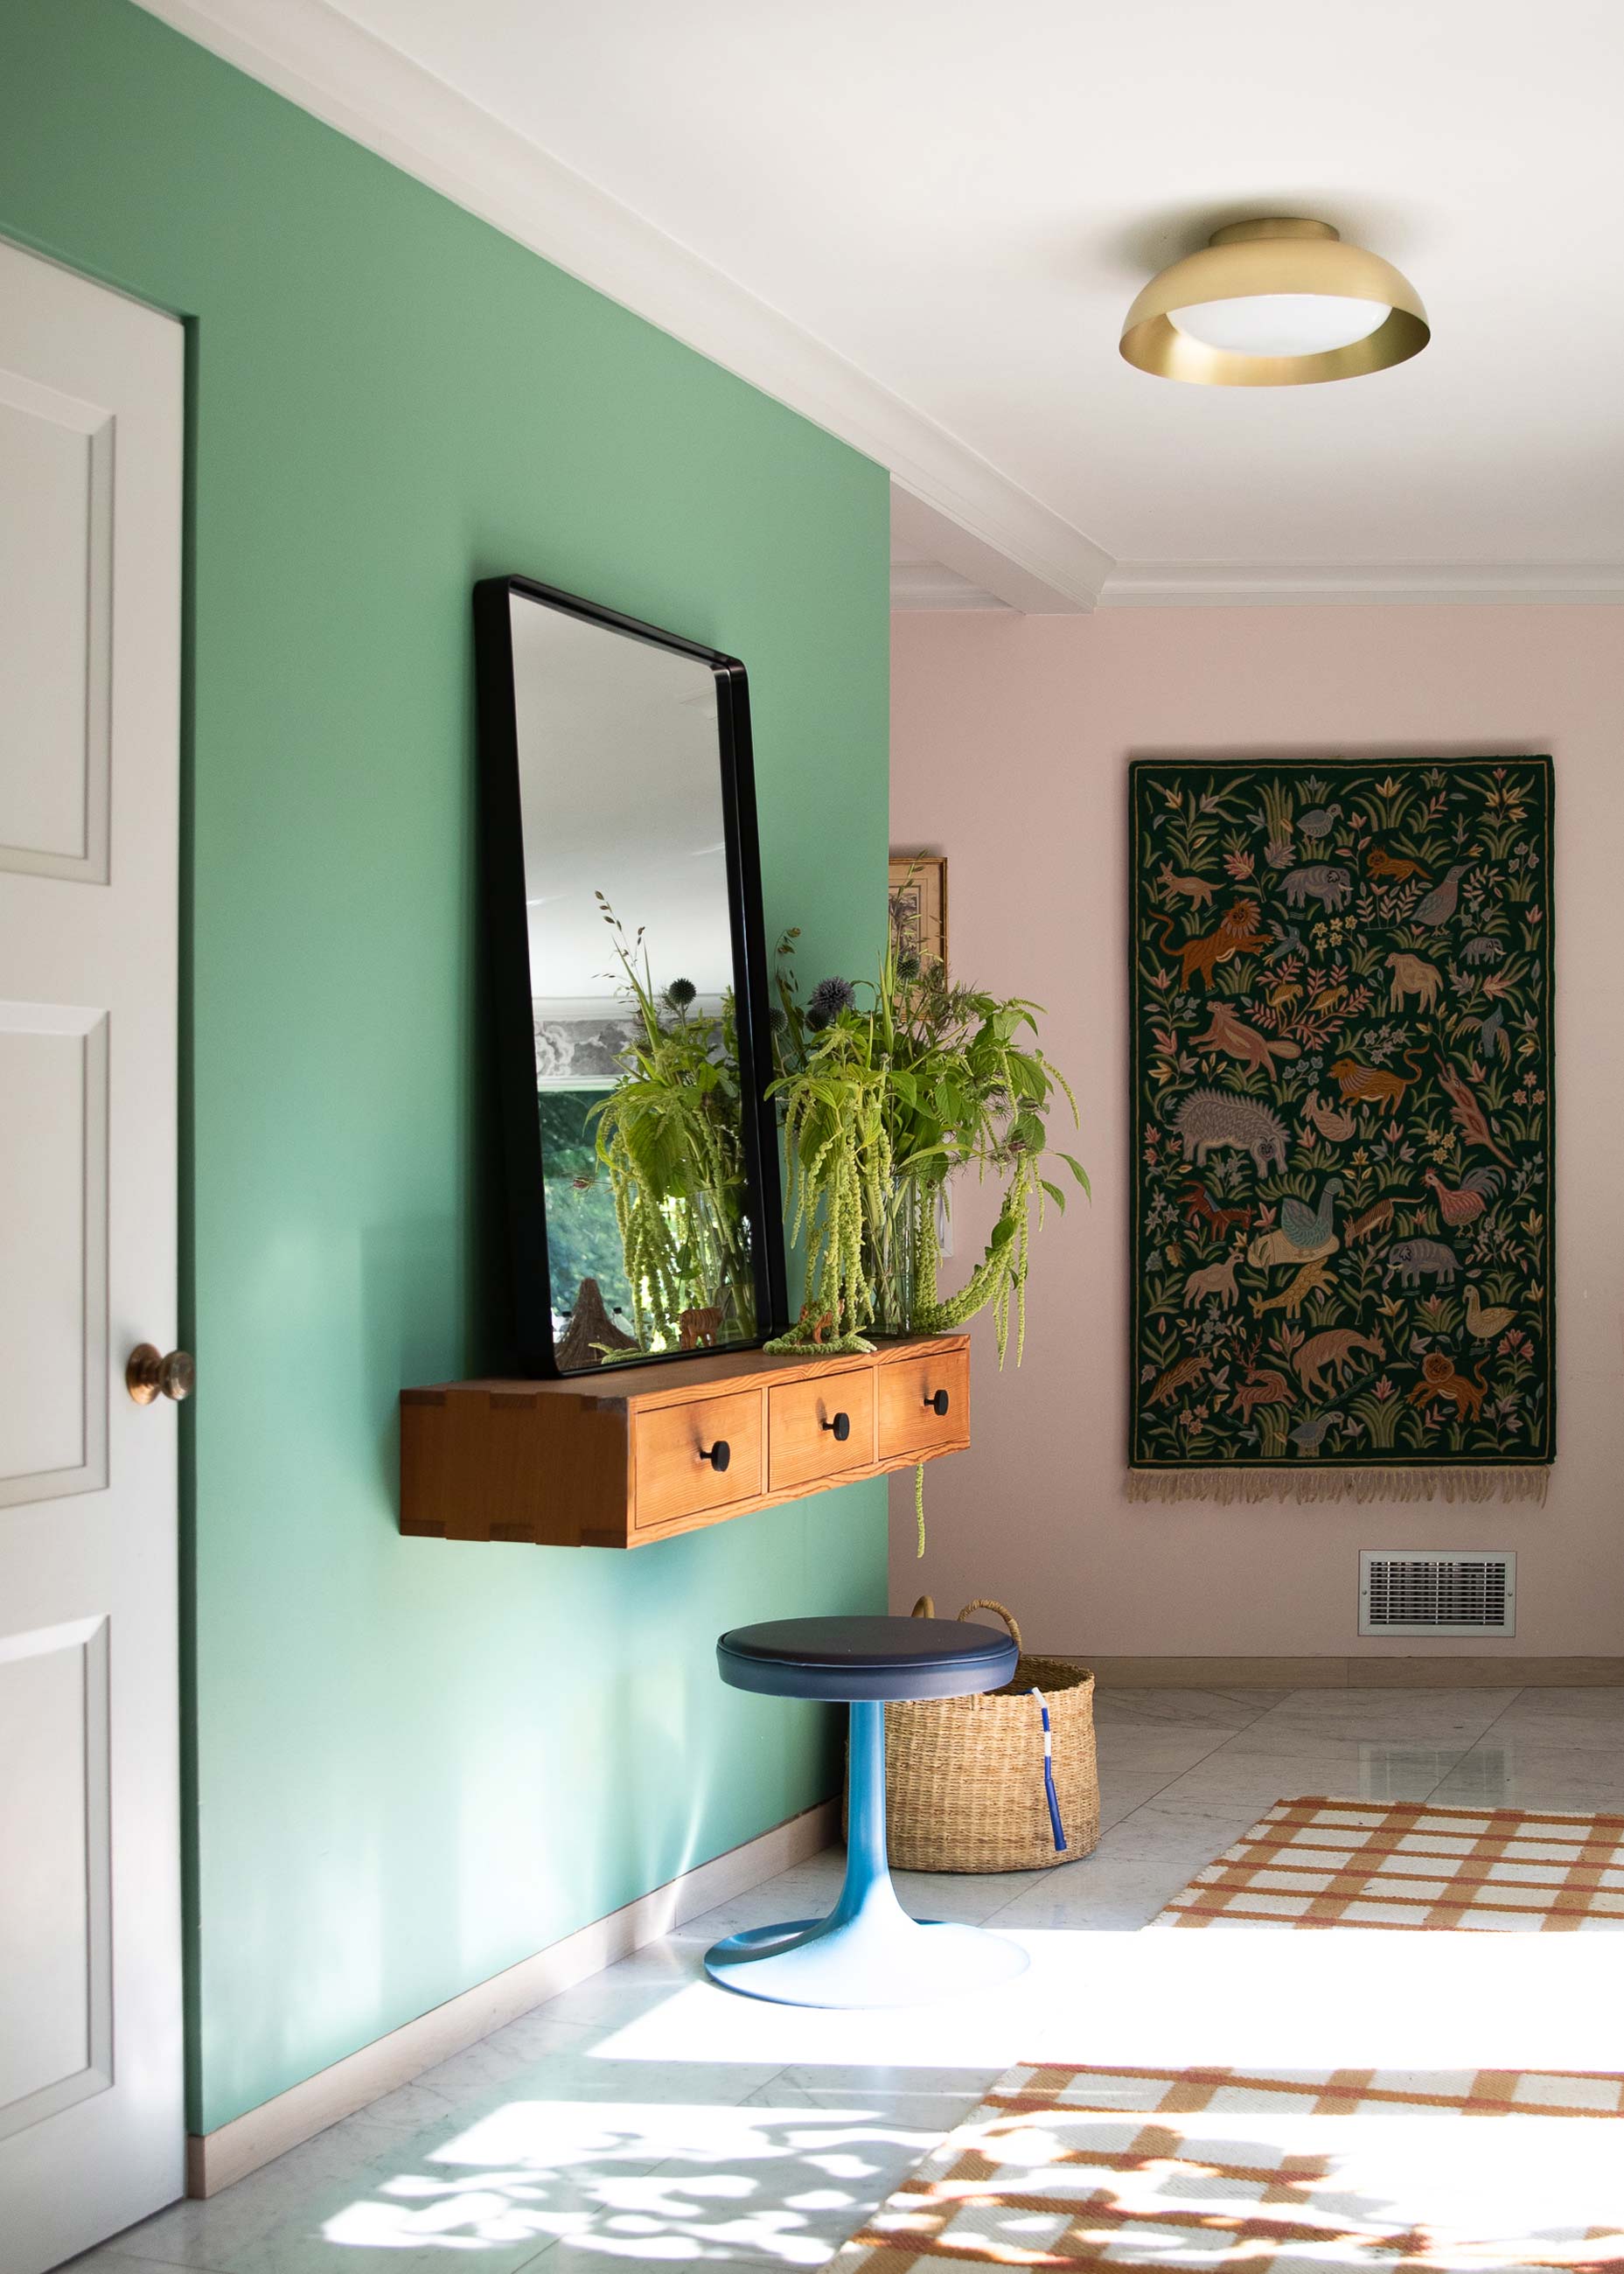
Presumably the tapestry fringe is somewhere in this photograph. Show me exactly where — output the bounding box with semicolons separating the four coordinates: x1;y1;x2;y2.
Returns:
1126;1467;1551;1508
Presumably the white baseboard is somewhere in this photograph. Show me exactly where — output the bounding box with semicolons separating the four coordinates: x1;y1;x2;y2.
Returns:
186;1796;840;2198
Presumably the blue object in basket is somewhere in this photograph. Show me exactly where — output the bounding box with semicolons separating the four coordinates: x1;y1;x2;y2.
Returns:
704;1615;1031;2008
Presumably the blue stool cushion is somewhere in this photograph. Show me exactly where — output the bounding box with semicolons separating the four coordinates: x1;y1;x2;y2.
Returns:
717;1614;1018;1702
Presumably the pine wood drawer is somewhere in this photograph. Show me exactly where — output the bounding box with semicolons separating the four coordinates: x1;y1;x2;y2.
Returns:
400;1334;971;1547
768;1369;876;1493
632;1388;764;1532
875;1346;970;1463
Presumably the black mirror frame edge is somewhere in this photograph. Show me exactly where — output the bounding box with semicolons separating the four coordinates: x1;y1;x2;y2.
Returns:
473;573;788;1378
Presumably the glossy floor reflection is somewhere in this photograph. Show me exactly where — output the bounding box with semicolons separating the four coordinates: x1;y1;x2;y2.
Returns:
74;1685;1624;2274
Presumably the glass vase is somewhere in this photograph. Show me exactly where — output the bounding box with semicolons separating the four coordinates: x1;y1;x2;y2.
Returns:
870;1175;924;1338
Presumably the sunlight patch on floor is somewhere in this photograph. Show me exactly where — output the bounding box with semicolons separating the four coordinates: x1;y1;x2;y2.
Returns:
310;1927;1624;2260
320;2100;942;2261
586;1923;1624;2076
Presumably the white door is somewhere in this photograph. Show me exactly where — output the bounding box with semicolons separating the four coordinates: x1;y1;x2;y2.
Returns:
0;238;184;2271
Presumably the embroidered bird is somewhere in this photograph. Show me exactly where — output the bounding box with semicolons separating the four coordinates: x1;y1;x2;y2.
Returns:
1297;803;1342;840
1422;1164;1502;1227
1301;1092;1357;1144
1477;1005;1509;1063
1289;1409;1344;1454
1279;1175;1342;1252
1463;1284;1516;1340
1414;863;1472;925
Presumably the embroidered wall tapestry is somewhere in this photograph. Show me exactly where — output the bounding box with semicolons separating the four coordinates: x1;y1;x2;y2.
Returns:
1130;757;1553;1503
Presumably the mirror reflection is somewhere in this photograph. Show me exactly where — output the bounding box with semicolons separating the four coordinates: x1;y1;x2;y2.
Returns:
509;591;759;1371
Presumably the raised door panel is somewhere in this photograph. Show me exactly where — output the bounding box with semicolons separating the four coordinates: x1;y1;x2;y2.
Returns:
632;1389;764;1531
0;1007;108;1505
0;374;113;883
0;1617;112;2140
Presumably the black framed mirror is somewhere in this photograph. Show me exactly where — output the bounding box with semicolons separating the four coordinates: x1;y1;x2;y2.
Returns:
475;575;785;1376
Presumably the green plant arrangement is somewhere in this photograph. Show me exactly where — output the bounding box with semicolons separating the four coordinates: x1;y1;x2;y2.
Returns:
586;896;755;1355
765;930;1088;1545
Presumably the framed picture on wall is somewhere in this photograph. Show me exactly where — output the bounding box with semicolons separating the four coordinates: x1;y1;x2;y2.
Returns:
889;851;948;973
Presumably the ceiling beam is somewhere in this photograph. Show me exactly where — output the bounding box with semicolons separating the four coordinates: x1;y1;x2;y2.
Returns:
891;486;1087;616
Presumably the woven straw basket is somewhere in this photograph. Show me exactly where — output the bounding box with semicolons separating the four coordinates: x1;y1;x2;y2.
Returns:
880;1598;1098;1873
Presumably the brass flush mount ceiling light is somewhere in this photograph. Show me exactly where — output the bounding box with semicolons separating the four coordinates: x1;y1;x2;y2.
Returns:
1121;218;1429;386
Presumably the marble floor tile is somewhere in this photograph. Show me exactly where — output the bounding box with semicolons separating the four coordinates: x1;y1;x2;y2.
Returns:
1091;1724;1239;1776
363;2017;603;2130
1499;1685;1624;1725
1431;1739;1624;1813
888;1866;1059;1923
1481;1695;1624;1754
1091;1685;1282;1732
505;1943;717;2028
986;1797;1276;1932
1154;1737;1467;1811
1096;1766;1191;1832
67;2256;200;2274
1235;1688;1518;1751
749;2061;989;2108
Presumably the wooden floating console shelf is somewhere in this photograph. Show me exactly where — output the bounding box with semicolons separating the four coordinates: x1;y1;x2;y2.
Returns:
401;1333;970;1549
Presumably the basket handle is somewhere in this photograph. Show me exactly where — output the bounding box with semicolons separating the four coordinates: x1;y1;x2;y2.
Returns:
910;1594;935;1619
958;1598;1023;1654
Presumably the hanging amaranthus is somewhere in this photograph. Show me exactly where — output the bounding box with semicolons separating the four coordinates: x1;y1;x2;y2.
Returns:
589;898;755;1353
768;930;1088;1368
765;1033;893;1353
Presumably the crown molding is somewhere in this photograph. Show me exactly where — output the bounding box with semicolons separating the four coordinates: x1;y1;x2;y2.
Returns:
890;487;1081;614
132;0;1112;611
889;560;1011;612
1099;561;1624;608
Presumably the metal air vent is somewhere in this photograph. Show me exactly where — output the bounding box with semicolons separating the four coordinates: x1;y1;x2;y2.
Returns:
1359;1550;1516;1638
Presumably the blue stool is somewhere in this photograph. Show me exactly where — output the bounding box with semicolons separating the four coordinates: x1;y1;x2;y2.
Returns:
704;1614;1031;2007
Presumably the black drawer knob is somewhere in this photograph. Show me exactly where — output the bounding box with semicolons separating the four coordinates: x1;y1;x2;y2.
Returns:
924;1388;950;1416
699;1440;731;1473
821;1411;852;1442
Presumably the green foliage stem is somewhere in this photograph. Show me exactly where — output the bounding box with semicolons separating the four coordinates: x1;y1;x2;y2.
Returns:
767;927;1088;1363
589;898;754;1352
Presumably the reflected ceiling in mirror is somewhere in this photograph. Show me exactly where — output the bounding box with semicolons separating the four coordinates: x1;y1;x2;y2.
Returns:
477;577;781;1376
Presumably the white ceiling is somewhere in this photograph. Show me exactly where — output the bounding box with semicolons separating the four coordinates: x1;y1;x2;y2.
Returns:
142;0;1624;607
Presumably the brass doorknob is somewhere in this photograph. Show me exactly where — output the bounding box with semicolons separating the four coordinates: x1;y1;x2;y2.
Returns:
126;1345;195;1406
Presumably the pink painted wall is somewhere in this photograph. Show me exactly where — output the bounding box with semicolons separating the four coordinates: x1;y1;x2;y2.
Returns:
889;607;1624;1657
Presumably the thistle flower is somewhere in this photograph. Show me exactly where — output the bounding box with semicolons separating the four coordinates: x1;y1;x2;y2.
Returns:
808;976;854;1023
664;977;697;1008
896;950;921;982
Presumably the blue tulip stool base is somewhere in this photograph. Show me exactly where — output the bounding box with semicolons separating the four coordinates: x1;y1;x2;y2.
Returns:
705;1701;1029;2007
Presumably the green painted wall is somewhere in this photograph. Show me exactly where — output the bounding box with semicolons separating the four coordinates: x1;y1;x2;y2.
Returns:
0;1;890;2133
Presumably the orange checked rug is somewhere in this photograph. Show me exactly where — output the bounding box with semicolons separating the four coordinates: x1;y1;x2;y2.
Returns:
834;1800;1624;2271
833;2062;1624;2271
1152;1796;1624;1931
